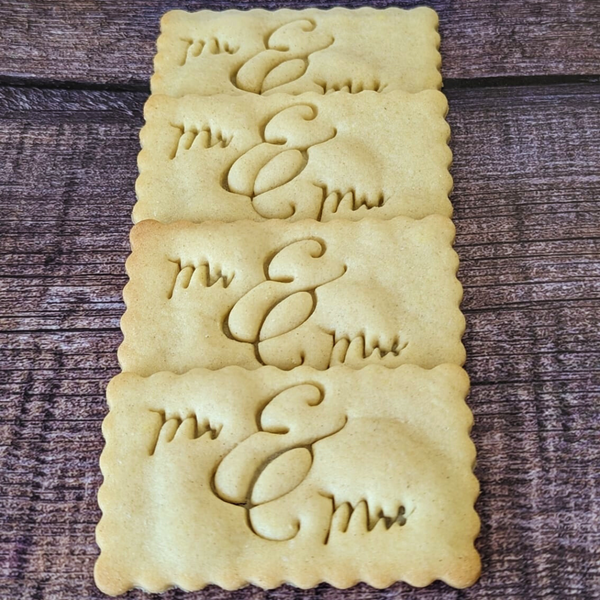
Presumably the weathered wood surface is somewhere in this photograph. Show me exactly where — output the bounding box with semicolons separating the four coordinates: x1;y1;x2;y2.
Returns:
1;0;599;88
1;79;599;598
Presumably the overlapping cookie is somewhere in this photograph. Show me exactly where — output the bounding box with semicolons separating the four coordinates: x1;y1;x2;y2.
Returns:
135;91;452;223
119;217;465;376
96;365;480;595
99;6;480;595
152;7;441;97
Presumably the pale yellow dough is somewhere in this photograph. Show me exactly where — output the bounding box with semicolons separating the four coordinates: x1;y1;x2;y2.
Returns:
118;217;465;376
152;7;441;97
135;91;452;223
95;364;480;595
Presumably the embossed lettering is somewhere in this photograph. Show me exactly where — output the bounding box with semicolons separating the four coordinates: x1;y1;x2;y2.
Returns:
224;239;346;367
179;36;238;65
167;258;234;298
170;123;231;159
222;104;337;219
233;20;334;94
150;409;222;455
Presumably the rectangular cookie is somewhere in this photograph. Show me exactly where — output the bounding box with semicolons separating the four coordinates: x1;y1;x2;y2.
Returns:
119;217;465;376
135;91;452;223
151;7;442;97
95;364;480;594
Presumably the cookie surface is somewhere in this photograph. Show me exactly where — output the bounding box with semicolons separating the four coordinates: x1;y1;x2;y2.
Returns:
135;91;452;223
152;7;441;97
119;217;465;376
95;364;480;595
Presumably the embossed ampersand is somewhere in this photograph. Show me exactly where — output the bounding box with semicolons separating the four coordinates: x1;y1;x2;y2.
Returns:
211;385;408;543
168;102;390;220
225;238;346;369
234;19;334;94
223;103;337;219
179;19;333;94
212;383;347;541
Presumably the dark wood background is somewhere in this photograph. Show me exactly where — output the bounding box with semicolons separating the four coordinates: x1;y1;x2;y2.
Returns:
1;1;599;598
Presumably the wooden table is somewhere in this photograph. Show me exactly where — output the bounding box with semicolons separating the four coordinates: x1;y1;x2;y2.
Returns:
1;1;599;598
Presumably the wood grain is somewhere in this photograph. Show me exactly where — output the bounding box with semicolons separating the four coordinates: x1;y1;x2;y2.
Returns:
0;0;599;89
0;80;599;598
